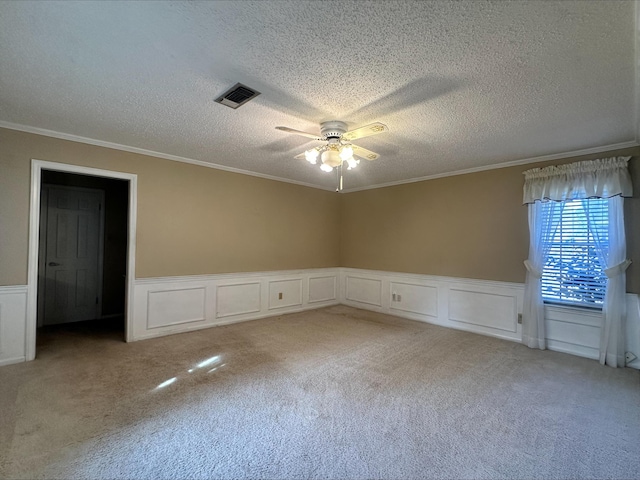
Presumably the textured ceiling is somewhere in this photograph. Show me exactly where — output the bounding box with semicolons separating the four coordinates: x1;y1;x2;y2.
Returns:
0;0;637;191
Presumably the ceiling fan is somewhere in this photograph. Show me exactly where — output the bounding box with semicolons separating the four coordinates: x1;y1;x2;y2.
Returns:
276;120;388;173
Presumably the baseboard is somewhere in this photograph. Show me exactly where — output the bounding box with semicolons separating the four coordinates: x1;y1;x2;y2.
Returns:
0;356;26;367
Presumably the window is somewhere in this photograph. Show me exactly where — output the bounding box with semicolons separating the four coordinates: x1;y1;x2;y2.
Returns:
540;198;608;308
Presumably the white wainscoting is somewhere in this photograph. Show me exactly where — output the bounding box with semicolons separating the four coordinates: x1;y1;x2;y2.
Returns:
543;295;640;368
133;268;339;341
390;282;438;318
339;268;640;369
625;294;640;369
147;286;207;329
2;269;638;370
216;282;261;319
340;268;523;342
346;276;383;307
449;288;518;333
268;278;302;310
0;285;28;366
544;304;602;360
309;275;337;304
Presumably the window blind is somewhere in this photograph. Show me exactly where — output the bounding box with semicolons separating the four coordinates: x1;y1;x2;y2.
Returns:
540;198;608;308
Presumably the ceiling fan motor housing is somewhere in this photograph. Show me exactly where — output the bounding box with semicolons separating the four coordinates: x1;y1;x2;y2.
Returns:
320;121;347;139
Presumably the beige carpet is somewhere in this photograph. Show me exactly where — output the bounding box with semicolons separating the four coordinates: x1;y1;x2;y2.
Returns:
0;305;639;479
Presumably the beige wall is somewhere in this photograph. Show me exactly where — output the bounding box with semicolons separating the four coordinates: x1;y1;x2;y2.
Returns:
2;127;638;294
341;147;640;294
0;128;341;285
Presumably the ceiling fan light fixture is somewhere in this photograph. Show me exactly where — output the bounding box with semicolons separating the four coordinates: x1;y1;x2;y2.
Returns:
278;120;388;183
339;145;353;161
305;148;319;164
321;149;342;168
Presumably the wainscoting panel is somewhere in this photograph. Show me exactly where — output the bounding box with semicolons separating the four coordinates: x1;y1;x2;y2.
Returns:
543;305;602;360
268;279;302;310
5;270;636;369
147;286;206;329
132;269;339;341
625;294;640;369
544;305;602;328
545;320;600;349
217;282;261;319
340;269;639;369
389;282;438;318
345;276;383;307
0;286;28;366
341;268;523;342
308;276;337;304
449;288;518;333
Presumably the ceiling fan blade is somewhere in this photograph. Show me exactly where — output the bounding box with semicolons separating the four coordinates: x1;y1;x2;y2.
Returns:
294;151;307;160
343;122;388;141
275;126;321;140
352;144;380;161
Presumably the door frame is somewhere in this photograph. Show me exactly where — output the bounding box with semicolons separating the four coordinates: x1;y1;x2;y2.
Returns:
38;184;106;327
27;160;137;360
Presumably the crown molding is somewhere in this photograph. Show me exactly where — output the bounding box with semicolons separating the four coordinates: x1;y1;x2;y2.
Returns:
342;140;640;193
0;120;335;192
1;121;638;195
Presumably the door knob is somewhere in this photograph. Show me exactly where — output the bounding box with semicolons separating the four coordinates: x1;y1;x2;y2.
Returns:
48;262;61;266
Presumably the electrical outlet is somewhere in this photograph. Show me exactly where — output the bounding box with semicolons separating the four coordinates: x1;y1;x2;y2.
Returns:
278;292;283;300
397;294;401;302
392;293;397;301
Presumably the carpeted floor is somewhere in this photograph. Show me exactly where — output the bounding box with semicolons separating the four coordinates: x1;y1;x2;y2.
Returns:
0;305;638;479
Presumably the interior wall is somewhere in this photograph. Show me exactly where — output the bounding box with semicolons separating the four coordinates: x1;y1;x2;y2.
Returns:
340;146;640;294
2;126;637;294
0;127;342;285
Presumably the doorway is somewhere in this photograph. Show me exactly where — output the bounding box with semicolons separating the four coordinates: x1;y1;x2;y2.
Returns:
27;160;137;361
37;172;129;338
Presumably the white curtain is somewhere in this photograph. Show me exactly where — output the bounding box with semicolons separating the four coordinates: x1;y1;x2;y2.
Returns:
584;196;631;367
523;157;633;203
522;201;563;349
522;157;633;366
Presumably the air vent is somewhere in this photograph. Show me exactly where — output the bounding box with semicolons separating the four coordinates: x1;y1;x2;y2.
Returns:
215;83;261;109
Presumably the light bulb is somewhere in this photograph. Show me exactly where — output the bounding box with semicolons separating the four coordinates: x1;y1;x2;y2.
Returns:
347;158;358;169
305;149;319;164
320;163;333;173
339;145;354;161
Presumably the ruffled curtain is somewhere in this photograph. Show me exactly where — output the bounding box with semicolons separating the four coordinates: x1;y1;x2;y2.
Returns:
522;157;633;367
523;157;632;203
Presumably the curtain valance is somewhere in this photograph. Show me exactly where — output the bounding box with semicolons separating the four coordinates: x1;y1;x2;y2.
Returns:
522;156;632;204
